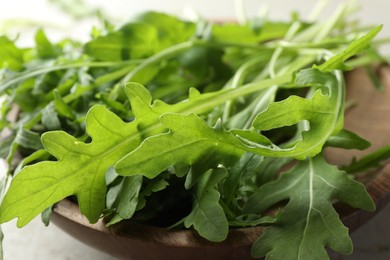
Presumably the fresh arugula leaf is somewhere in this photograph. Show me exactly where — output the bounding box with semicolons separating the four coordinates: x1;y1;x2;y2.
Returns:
342;144;390;173
210;21;292;44
0;6;387;260
35;29;57;59
244;155;375;259
250;68;344;159
134;12;196;50
222;153;264;206
325;129;371;150
14;127;43;150
41;103;62;130
0;105;142;226
115;114;245;179
0;36;24;71
316;25;382;72
184;168;229;242
105;175;143;226
84;23;159;61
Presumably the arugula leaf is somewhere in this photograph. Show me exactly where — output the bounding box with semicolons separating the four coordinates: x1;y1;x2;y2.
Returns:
316;25;382;72
105;175;143;226
0;105;142;226
243;155;375;259
35;29;57;59
0;6;387;260
184;168;229;242
84;23;159;61
325;129;371;150
248;68;345;159
0;71;289;226
342;144;390;173
134;12;196;50
0;36;24;71
115;114;245;179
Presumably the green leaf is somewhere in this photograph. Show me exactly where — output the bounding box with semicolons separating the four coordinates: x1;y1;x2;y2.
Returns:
84;23;158;61
53;90;76;120
316;25;382;72
0;36;24;71
243;155;375;259
0;74;291;227
14;127;43;150
0;105;142;226
251;68;344;159
41;206;53;226
222;152;263;205
35;29;57;59
134;11;196;50
325;129;371;150
42;103;62;130
211;21;291;44
184;168;229;242
342;144;390;173
115;115;245;179
106;175;143;225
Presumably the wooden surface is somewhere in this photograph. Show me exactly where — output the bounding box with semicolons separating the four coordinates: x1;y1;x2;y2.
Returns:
51;67;390;260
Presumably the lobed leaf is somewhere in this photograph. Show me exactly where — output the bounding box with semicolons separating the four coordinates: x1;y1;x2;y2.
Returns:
0;105;141;226
243;155;375;259
316;25;382;72
251;68;345;159
184;168;229;242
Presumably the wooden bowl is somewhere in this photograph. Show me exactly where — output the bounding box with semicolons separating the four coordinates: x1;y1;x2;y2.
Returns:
51;66;390;260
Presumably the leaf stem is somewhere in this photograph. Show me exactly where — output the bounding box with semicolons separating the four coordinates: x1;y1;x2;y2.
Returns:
0;60;142;93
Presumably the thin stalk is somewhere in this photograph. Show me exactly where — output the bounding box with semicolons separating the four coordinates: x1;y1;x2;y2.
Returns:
0;60;142;93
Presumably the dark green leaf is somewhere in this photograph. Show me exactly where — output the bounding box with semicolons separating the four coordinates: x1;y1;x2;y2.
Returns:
342;144;390;173
14;127;43;150
42;103;62;130
41;206;52;226
326;129;371;150
184;168;229;242
244;155;374;259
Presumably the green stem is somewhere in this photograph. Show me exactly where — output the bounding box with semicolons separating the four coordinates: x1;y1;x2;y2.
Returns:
0;60;141;93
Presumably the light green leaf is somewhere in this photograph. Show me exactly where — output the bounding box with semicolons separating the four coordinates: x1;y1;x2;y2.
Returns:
134;11;196;50
0;36;24;71
84;23;158;61
251;68;345;159
316;25;382;72
35;29;57;59
0;71;337;227
116;115;245;179
0;105;142;226
243;155;375;259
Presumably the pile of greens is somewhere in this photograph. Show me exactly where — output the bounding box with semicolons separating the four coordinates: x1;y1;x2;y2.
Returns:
0;2;389;259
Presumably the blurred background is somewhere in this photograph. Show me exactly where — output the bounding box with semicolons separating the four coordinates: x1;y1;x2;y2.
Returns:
1;0;390;259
